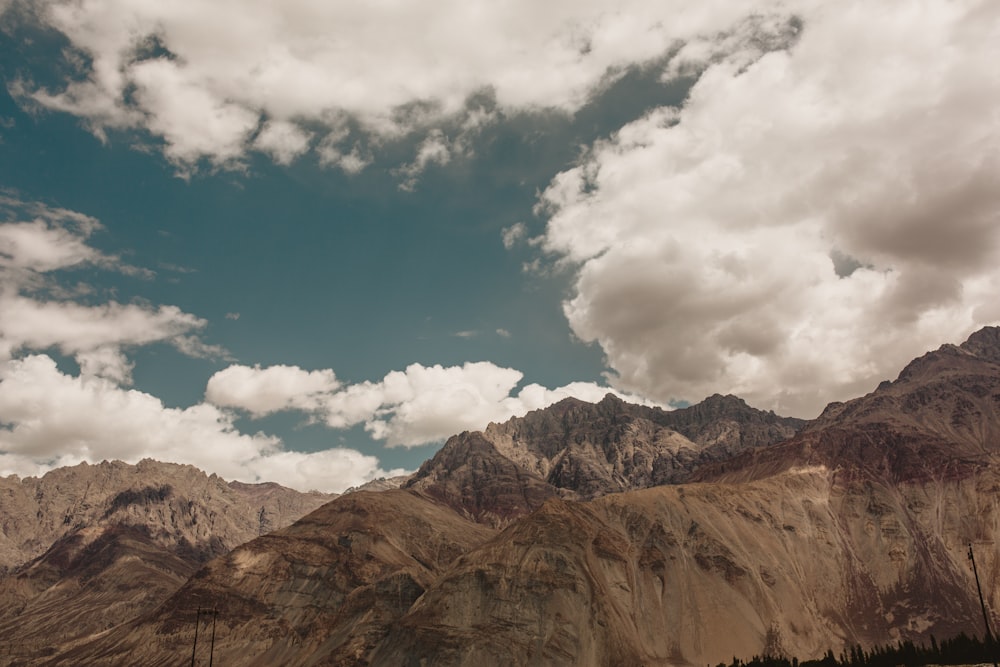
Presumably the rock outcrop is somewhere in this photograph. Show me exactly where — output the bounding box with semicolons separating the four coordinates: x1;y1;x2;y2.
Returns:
694;327;1000;485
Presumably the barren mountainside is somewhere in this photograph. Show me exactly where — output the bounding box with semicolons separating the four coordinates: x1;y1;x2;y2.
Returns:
6;328;1000;666
375;470;997;666
0;459;334;662
42;490;496;667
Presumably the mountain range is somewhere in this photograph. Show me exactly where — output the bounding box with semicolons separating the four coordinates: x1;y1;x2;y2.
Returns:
3;328;1000;665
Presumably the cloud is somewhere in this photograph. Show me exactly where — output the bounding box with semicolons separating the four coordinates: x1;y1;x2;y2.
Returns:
206;364;341;417
0;194;127;271
10;0;755;170
0;196;154;281
537;0;1000;417
501;222;527;250
240;449;405;495
131;58;261;169
252;119;313;165
75;346;134;385
316;142;371;175
0;218;101;272
395;129;454;191
0;197;217;380
0;355;397;492
349;362;527;446
0;294;206;358
316;127;372;174
206;360;659;448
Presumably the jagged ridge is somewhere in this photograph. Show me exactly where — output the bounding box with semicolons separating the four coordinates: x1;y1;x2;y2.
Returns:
407;391;803;525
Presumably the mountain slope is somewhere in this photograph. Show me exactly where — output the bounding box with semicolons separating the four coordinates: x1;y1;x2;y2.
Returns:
376;468;994;666
44;490;495;667
0;459;334;661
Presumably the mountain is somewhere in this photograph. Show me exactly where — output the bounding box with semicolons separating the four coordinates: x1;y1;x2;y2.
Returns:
10;327;1000;666
407;392;803;525
0;459;334;662
484;392;804;489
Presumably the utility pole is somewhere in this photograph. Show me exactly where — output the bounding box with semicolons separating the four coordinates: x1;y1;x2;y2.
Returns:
208;608;219;667
190;607;203;667
968;543;998;667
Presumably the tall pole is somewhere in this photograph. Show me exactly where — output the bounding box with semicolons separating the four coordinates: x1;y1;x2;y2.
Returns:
208;608;218;667
190;607;202;667
968;543;998;667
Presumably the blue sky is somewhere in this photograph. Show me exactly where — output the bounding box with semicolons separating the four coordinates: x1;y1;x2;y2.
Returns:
1;1;998;491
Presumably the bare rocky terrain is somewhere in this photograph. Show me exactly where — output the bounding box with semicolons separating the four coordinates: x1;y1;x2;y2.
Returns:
4;328;1000;666
0;459;334;661
407;392;803;526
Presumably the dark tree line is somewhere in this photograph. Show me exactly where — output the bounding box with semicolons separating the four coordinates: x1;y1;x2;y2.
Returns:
719;632;998;667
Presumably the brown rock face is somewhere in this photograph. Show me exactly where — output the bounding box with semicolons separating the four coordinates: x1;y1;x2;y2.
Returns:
0;459;333;661
405;432;560;527
486;393;803;489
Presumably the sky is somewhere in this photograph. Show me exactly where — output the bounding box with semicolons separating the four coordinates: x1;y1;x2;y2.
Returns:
0;0;998;492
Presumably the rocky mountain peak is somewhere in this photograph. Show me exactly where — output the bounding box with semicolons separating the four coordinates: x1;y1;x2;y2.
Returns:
405;431;559;527
694;392;750;410
890;326;1000;386
409;391;803;524
959;325;1000;363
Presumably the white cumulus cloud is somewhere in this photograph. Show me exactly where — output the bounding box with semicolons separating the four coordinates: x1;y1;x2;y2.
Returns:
252;119;313;165
0;355;401;492
538;0;1000;417
207;360;659;448
206;364;341;417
